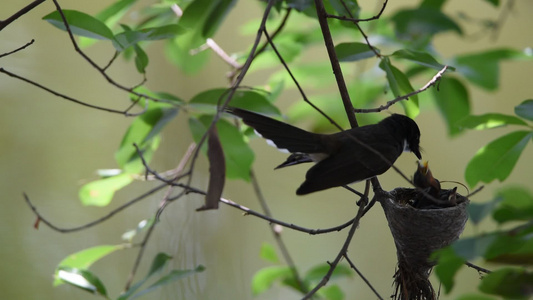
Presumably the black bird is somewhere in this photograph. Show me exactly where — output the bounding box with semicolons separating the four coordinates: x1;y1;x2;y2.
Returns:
227;107;422;195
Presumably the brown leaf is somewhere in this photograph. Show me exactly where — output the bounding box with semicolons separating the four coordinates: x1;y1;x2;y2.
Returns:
197;126;225;211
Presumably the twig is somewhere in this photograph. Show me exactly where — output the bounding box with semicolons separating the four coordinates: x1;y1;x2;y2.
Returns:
314;0;358;128
354;65;449;113
250;171;307;293
0;67;147;116
465;261;491;274
206;38;241;69
326;0;388;22
0;0;46;31
302;179;371;299
0;39;35;58
23;184;168;233
344;254;384;300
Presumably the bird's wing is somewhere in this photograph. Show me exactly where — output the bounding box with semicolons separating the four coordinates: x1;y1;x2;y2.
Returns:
296;132;402;195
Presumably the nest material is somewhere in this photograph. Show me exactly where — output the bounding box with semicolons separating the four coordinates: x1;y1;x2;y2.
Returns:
380;188;469;300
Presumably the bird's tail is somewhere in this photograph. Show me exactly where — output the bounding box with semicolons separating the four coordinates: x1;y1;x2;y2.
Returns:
226;107;325;153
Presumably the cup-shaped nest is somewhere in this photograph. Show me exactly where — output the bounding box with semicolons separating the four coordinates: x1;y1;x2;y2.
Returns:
380;188;469;300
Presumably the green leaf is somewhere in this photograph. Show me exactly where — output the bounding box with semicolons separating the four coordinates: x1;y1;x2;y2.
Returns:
455;49;532;90
57;267;107;296
113;25;184;51
304;264;352;282
456;294;497;300
330;0;360;18
391;49;450;71
134;45;149;73
465;131;533;187
188;116;254;181
79;0;138;48
515;99;533;121
318;284;344;300
115;106;178;173
467;196;503;225
484;232;527;261
129;265;205;300
188;88;281;116
202;0;237;38
478;268;533;299
492;186;533;223
452;235;497;261
483;0;500;6
79;173;133;206
457;113;527;130
260;243;280;264
251;266;292;295
434;247;465;293
335;42;377;62
43;10;114;40
118;252;174;300
54;245;124;286
391;8;462;39
379;58;419;118
432;77;470;135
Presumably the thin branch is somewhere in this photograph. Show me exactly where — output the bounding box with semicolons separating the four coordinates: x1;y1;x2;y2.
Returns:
0;0;46;31
0;39;35;58
262;28;343;131
354;65;449;113
206;38;241;69
314;0;358;128
23;184;168;233
0;67;147;115
253;8;292;59
327;0;388;22
302;186;370;299
250;171;307;293
465;261;491;274
344;254;384;300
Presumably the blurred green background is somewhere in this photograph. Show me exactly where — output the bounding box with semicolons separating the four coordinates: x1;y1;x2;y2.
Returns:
1;0;532;299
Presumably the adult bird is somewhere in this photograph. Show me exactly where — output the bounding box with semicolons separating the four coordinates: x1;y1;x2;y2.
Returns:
226;107;422;195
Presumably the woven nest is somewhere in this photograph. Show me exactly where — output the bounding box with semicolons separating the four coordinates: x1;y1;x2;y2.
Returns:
380;188;469;300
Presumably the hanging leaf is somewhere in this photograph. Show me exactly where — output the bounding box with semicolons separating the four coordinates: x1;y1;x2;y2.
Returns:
433;247;465;293
379;58;419;118
79;173;134;206
57;267;108;296
197;126;225;211
188;88;280;116
251;266;293;295
433;77;470;135
465;131;533;187
43;10;114;40
457;113;527;130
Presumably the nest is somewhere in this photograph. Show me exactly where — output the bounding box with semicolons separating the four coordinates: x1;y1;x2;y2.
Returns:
379;188;469;300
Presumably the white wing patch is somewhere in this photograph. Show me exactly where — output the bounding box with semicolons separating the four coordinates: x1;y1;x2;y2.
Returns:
403;139;410;152
254;129;290;153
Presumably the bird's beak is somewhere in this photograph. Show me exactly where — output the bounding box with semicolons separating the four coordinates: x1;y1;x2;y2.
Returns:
414;149;422;160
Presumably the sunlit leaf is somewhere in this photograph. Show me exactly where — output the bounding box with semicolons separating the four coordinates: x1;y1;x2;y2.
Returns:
379;58;419;118
515;99;533;121
57;267;107;296
457;113;527;130
54;245;124;286
335;42;377;62
79;173;133;206
189;88;280;116
318;284;344;300
43;10;114;40
465;131;533;187
432;77;470;135
251;266;292;295
260;243;280;264
433;247;465;293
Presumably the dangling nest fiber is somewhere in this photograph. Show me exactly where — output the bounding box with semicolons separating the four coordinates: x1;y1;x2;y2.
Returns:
379;188;469;300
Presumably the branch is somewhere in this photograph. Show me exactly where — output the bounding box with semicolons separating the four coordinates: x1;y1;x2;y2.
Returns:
0;39;34;58
0;67;147;116
465;261;491;274
0;0;46;31
344;254;384;300
355;65;450;113
326;0;388;22
24;184;168;233
314;0;358;128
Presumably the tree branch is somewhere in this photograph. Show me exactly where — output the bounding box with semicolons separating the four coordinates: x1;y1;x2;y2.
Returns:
0;0;46;31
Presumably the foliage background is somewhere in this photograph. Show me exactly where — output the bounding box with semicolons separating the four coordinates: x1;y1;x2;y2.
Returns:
0;0;532;299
